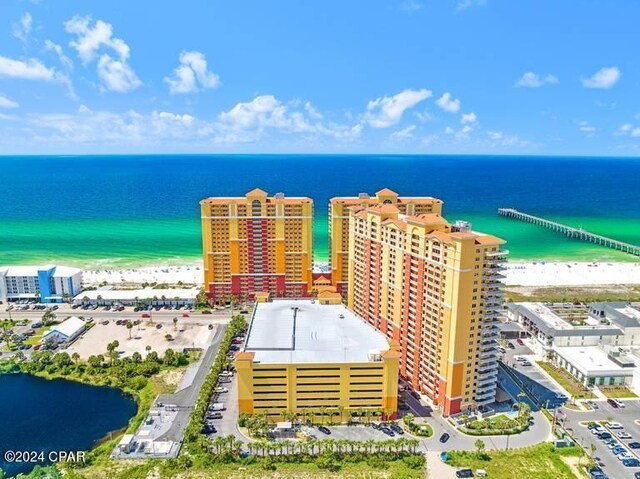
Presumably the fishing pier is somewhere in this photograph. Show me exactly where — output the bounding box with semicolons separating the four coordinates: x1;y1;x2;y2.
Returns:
498;208;640;257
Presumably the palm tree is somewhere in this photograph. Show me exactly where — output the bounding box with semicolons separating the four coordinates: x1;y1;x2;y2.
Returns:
126;321;133;339
71;352;80;364
173;317;178;330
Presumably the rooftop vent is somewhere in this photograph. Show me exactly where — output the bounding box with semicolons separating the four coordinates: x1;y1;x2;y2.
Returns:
358;192;370;199
274;192;285;199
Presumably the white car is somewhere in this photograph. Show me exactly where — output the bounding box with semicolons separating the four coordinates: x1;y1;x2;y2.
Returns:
607;422;624;429
618;431;633;439
215;387;229;393
617;452;633;461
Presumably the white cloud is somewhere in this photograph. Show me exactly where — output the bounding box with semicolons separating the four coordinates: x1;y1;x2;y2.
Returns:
578;120;596;135
400;1;422;12
515;72;558;88
0;56;57;81
616;123;640;138
461;112;477;124
456;0;486;11
65;15;140;92
390;125;416;140
12;12;32;43
485;131;528;148
364;88;432;128
581;67;621;89
456;124;473;138
217;95;362;143
415;111;434;122
44;40;73;70
164;51;220;94
0;96;19;109
444;126;455;135
304;101;323;120
97;55;142;93
435;92;460;113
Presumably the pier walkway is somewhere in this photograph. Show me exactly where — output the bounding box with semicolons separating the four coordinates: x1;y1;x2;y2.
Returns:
498;208;640;257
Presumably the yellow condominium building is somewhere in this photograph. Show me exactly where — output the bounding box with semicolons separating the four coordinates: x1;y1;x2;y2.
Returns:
200;189;313;302
329;188;442;295
235;299;400;422
346;204;506;417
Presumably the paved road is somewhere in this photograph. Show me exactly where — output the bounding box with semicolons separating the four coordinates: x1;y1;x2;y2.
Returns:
156;323;228;443
563;399;640;479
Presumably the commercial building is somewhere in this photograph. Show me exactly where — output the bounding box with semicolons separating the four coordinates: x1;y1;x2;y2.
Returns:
329;189;442;295
201;189;313;302
235;299;400;422
73;287;198;307
346;204;506;416
552;346;635;388
506;302;640;355
0;265;83;303
43;316;87;344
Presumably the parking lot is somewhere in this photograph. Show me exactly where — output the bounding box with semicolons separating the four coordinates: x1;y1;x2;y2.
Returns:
565;399;640;479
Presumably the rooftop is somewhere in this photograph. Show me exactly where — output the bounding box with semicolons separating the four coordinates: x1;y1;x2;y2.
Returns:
554;346;635;376
244;300;390;364
44;316;86;339
0;265;82;278
74;287;198;301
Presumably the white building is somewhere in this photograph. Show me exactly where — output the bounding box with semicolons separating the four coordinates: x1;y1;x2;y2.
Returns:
506;302;640;355
0;265;83;304
552;346;635;387
43;316;87;344
73;287;198;307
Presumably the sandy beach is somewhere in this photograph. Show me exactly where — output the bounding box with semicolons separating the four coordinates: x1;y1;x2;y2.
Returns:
82;260;640;288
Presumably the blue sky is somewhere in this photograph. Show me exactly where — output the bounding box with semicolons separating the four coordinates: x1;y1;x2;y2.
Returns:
0;0;639;155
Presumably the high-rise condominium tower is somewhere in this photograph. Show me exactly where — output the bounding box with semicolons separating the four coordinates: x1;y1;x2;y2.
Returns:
346;203;505;416
200;188;313;302
329;189;442;295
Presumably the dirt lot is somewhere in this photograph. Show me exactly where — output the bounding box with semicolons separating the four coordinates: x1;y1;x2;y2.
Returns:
65;319;214;358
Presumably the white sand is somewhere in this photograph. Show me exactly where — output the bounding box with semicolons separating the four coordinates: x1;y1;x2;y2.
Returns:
82;260;640;288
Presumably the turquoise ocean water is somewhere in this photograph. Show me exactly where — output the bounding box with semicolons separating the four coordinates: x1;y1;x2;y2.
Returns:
1;155;639;267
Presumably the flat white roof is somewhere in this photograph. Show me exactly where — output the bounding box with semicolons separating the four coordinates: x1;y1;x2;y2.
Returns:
521;302;574;330
44;316;86;339
244;300;389;364
554;346;634;377
0;265;81;278
73;288;198;301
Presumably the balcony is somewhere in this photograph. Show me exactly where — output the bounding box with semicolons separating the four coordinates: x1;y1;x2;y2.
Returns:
474;388;495;402
486;250;509;257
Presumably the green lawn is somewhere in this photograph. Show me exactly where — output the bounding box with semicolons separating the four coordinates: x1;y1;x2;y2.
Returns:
599;386;639;399
447;443;581;479
536;361;594;399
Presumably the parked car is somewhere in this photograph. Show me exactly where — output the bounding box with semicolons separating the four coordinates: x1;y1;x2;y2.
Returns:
155;323;162;329
619;432;633;439
607;422;624;430
215;387;228;393
516;338;524;345
597;432;612;440
456;469;474;478
507;342;516;349
390;423;404;435
380;427;395;437
201;310;212;314
141;313;151;318
588;466;607;479
607;398;621;408
102;320;109;325
623;458;640;467
439;433;450;443
589;400;599;410
318;426;331;435
628;442;640;449
207;412;223;419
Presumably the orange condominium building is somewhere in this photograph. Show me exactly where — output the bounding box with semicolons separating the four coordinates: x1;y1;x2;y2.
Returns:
329;189;442;296
200;189;314;302
346;203;506;416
